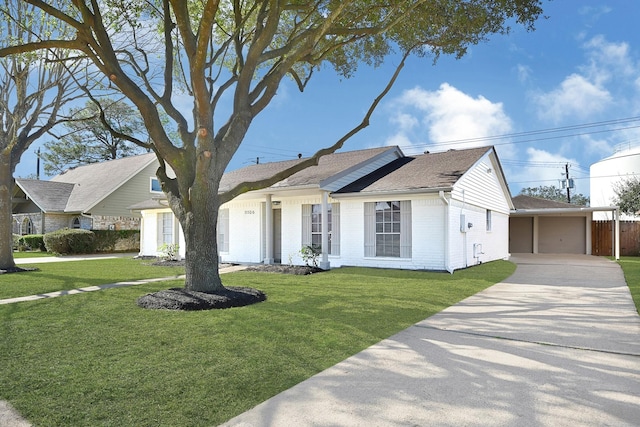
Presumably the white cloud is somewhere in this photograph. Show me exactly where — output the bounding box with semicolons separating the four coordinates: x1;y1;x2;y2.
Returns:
532;74;612;123
517;64;532;83
532;35;640;123
386;83;513;154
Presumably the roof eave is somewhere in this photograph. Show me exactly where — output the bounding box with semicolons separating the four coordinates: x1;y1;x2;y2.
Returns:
510;206;619;215
330;186;454;199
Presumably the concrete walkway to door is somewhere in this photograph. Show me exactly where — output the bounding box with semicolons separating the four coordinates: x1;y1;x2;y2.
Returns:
222;254;640;427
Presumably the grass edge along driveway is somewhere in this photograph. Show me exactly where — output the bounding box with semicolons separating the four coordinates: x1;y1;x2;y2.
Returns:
3;260;513;426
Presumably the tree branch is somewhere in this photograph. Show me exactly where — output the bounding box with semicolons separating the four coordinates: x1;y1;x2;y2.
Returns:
219;48;412;204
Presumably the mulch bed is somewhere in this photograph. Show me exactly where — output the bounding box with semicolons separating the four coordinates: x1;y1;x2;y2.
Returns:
137;286;266;310
244;264;325;275
0;266;38;275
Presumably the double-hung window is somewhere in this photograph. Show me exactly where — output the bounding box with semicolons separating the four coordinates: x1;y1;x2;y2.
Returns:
302;203;340;255
364;201;411;258
158;212;173;247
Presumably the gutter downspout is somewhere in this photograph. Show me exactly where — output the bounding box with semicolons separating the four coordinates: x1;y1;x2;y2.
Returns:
439;191;453;274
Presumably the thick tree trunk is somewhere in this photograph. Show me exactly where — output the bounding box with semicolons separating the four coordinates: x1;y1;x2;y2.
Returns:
181;177;224;293
0;155;16;270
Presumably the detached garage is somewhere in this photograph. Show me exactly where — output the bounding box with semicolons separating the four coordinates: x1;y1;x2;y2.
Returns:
510;195;620;258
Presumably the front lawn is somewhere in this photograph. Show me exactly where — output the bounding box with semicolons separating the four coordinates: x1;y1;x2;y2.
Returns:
12;251;54;258
0;261;515;426
618;256;640;314
0;258;185;300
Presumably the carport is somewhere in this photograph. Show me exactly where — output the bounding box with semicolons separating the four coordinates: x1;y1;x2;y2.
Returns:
509;196;620;259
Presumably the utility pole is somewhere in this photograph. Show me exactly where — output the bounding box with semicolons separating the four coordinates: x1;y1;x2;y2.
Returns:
565;163;571;203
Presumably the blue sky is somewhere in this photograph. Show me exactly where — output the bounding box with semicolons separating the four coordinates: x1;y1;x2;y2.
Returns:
16;1;640;198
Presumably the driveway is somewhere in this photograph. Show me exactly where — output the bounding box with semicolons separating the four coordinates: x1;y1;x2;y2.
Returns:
222;254;640;427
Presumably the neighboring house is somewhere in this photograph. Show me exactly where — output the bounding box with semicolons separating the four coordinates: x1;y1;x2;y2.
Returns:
12;153;161;235
133;145;514;272
590;141;640;220
509;194;620;256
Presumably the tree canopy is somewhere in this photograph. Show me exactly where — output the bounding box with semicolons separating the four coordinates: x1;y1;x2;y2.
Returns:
613;176;640;216
0;0;547;296
41;99;148;175
519;185;590;206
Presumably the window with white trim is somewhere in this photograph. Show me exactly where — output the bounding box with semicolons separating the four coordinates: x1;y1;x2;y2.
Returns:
302;203;340;255
157;212;173;246
364;201;411;258
217;209;229;252
486;210;492;232
72;217;81;229
150;177;162;193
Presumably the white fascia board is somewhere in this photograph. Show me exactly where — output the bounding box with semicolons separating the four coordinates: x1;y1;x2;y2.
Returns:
510;206;619;216
330;187;453;199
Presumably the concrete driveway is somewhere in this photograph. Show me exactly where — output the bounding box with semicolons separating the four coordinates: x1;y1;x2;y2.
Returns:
222;254;640;427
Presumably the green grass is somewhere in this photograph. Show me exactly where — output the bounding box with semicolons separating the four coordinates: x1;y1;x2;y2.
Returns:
0;261;515;426
0;258;185;299
12;251;54;258
618;256;640;314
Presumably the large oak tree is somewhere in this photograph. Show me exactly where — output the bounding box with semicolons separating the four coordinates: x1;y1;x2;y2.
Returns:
0;0;546;293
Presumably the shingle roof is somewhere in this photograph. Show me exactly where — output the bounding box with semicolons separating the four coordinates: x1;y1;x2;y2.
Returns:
50;153;157;212
334;147;492;194
512;195;582;209
219;146;394;192
15;179;76;212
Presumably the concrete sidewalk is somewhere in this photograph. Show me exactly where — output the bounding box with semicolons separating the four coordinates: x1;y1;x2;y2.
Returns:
222;254;640;427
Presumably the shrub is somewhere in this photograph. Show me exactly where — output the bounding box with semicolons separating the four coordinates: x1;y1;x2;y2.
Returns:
92;230;140;253
158;243;180;261
18;234;46;252
300;244;321;267
12;234;20;250
44;228;96;254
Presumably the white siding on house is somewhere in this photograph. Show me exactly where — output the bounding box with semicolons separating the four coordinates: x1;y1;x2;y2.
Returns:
452;154;511;215
220;201;263;264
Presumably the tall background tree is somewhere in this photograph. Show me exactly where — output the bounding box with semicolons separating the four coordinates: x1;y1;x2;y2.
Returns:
0;1;91;271
0;1;546;297
613;176;640;216
41;99;147;175
519;185;590;206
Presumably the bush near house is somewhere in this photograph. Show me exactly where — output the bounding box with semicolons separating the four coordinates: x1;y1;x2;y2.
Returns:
92;230;140;253
44;228;96;254
16;234;46;252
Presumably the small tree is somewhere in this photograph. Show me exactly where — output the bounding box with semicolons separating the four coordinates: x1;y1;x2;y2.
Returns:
41;99;148;175
613;176;640;216
519;185;589;206
0;2;93;271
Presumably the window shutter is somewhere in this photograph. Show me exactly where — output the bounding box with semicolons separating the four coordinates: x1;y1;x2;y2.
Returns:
364;202;375;257
331;203;340;256
400;200;412;258
301;204;312;247
218;209;229;252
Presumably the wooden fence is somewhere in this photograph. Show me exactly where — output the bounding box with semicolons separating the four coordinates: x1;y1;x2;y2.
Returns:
592;220;640;256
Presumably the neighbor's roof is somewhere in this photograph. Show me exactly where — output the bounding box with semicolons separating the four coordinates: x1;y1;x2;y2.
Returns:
511;195;583;210
334;147;493;195
219;146;396;192
50;153;157;212
15;179;76;213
